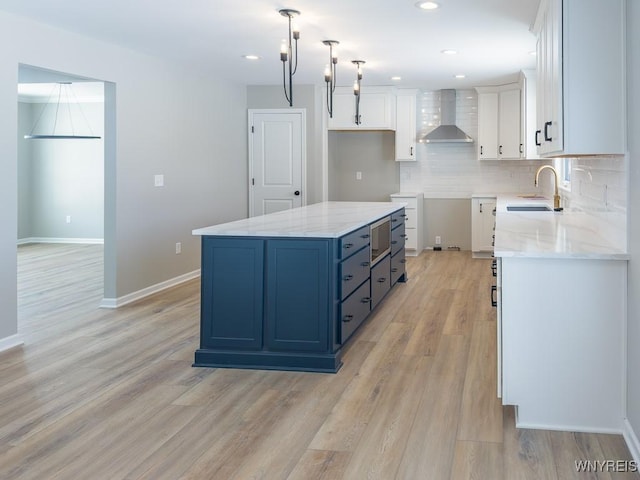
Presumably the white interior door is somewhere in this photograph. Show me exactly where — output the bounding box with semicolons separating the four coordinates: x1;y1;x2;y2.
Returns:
249;109;305;217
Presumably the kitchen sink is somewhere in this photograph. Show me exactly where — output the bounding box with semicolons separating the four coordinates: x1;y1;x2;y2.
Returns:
506;205;552;212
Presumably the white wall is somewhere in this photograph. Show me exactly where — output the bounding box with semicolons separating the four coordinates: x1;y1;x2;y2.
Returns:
0;11;247;343
626;0;640;459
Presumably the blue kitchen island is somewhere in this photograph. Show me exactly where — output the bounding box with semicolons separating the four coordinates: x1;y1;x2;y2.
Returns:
192;201;407;373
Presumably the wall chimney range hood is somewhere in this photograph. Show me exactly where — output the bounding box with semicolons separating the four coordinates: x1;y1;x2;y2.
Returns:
422;89;473;144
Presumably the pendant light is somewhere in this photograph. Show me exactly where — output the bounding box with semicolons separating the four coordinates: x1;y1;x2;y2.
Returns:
322;40;339;118
352;61;365;125
24;82;101;140
279;8;300;107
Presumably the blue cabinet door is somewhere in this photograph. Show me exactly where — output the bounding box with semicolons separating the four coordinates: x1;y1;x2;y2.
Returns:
266;239;330;352
200;237;264;349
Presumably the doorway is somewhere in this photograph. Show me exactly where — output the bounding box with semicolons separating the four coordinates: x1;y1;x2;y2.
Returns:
248;109;306;217
16;64;115;332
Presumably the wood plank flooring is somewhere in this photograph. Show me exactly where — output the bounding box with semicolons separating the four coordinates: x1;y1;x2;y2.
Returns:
1;243;637;479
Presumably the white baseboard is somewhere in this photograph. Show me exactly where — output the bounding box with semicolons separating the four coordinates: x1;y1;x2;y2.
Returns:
18;237;104;245
100;269;200;308
623;418;640;464
0;334;24;353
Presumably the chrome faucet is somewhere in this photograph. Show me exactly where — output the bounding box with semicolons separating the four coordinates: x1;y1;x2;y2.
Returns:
535;165;562;211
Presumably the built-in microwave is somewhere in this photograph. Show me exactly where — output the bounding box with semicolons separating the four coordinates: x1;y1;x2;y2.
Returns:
370;216;391;266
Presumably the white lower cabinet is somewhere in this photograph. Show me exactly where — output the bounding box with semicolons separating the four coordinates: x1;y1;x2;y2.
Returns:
471;196;496;255
499;256;626;431
390;192;423;255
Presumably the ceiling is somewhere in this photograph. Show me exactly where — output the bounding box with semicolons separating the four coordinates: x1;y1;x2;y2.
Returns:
4;0;540;91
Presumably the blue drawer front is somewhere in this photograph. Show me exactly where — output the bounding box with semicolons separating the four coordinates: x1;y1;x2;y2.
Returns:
340;246;370;300
391;209;405;229
340;280;371;343
371;254;391;308
391;249;406;285
391;221;405;256
339;226;370;260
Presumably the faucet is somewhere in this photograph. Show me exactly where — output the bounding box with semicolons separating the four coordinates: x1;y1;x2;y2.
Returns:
534;165;562;211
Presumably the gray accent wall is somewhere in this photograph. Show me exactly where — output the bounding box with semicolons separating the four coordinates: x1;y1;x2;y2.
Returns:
0;11;247;341
626;0;640;454
18;101;104;241
328;131;399;202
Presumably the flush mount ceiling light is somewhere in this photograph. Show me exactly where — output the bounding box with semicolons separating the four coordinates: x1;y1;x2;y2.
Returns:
24;82;101;140
391;76;402;81
415;1;439;10
441;49;458;55
243;54;260;60
323;40;339;118
455;74;466;78
352;60;365;125
279;8;300;107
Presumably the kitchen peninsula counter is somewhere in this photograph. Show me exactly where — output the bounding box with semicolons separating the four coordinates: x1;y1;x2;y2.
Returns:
192;201;407;373
493;194;627;432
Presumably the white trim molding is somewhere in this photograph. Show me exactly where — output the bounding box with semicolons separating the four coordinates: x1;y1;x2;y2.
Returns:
18;237;104;245
624;419;640;464
100;269;200;309
0;334;24;353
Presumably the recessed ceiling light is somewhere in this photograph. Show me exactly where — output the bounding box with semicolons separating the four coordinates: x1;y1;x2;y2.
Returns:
455;74;466;79
243;55;260;60
441;49;457;55
391;76;402;81
415;1;439;10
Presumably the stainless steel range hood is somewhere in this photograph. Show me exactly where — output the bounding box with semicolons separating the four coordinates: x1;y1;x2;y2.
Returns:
422;89;473;144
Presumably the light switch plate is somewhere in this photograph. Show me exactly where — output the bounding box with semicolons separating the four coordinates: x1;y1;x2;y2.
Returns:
154;174;164;187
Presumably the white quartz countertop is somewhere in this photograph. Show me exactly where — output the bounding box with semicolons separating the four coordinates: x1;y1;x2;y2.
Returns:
494;194;628;260
192;201;405;238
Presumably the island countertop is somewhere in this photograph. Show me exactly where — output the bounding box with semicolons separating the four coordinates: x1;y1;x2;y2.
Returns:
192;201;405;238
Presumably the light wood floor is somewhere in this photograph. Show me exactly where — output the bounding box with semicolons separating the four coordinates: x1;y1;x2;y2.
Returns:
2;243;637;479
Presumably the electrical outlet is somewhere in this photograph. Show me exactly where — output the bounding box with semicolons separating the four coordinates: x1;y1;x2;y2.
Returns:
175;242;182;254
356;171;362;180
435;235;441;245
66;215;71;224
154;174;164;187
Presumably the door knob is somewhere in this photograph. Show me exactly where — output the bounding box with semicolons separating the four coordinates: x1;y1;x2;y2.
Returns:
294;190;300;196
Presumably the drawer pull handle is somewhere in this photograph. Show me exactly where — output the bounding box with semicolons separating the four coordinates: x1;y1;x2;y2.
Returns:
343;314;354;322
544;121;553;142
361;234;370;239
400;259;407;264
377;277;386;283
535;129;541;146
392;218;398;222
361;297;371;303
391;240;398;245
344;242;354;249
491;285;497;307
391;267;398;273
360;261;370;267
401;234;407;239
344;274;353;281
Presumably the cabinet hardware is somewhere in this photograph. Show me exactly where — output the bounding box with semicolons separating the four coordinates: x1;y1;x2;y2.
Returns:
491;285;497;307
410;146;414;156
480;145;483;155
344;243;354;249
400;259;407;264
391;240;397;245
544;121;553;142
519;143;524;154
392;218;398;223
360;234;370;239
391;267;398;273
377;277;386;283
343;314;354;322
361;297;371;303
343;274;353;281
360;261;370;267
535;130;541;146
499;145;503;155
480;203;483;213
294;190;300;196
401;234;407;239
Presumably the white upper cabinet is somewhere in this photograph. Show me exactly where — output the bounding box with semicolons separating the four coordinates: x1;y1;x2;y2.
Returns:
395;90;418;161
328;86;396;131
476;81;523;160
533;0;625;157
